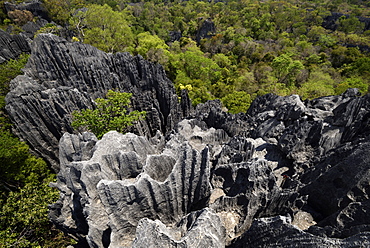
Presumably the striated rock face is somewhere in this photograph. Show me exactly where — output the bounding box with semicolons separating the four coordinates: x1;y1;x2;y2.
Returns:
51;121;214;247
132;208;225;248
50;88;370;247
5;34;190;171
0;29;30;63
5;33;370;247
230;215;370;247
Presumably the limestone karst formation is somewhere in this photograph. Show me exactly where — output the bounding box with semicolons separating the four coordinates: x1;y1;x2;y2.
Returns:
5;34;370;247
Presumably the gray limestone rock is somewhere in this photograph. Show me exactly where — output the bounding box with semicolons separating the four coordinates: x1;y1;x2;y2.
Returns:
132;208;225;248
49;90;370;247
196;18;216;44
6;34;190;170
0;29;30;63
50;126;213;247
229;215;370;247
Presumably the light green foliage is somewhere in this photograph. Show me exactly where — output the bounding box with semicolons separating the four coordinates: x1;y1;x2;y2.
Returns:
42;0;84;24
169;41;227;104
221;91;253;114
298;81;336;100
181;47;222;84
135;32;170;64
187;85;214;106
297;70;336;99
0;54;30;99
59;0;370;113
272;53;304;87
318;34;337;48
72;90;146;139
335;77;368;95
70;4;134;53
34;23;61;37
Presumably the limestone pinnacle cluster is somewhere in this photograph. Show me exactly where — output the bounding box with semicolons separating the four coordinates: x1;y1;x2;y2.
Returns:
5;34;370;247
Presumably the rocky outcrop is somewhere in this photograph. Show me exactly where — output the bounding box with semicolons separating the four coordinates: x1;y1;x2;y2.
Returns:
5;34;191;171
322;12;370;32
230;215;370;247
5;32;370;247
50;89;370;247
196;18;216;44
3;1;54;39
0;29;30;63
4;1;50;21
132;208;225;248
50;121;214;247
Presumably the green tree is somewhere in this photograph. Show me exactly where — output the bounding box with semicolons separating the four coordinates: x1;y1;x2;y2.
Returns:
186;85;214;106
0;170;64;247
272;53;304;87
221;91;253;114
135;32;170;64
72;90;146;139
297;70;336;99
346;57;370;78
338;15;364;34
335;77;368;95
0;53;72;247
42;0;84;24
70;4;134;53
318;34;337;48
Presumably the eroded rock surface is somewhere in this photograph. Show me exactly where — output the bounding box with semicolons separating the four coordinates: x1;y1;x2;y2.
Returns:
51;121;214;247
5;34;370;247
230;215;370;247
6;34;191;171
132;208;225;248
0;29;30;63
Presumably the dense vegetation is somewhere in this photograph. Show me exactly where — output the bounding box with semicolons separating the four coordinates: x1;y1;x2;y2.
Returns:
53;0;370;112
1;0;370;246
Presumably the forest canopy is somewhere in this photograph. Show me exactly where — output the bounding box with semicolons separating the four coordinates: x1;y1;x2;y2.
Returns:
42;0;370;110
2;0;370;108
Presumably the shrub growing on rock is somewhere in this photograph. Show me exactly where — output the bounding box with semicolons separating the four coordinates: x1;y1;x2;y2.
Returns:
72;90;146;139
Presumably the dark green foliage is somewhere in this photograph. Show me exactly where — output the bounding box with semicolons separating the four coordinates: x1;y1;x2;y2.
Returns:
0;54;29;99
0;54;72;247
338;15;365;33
0;157;63;247
72;90;146;139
